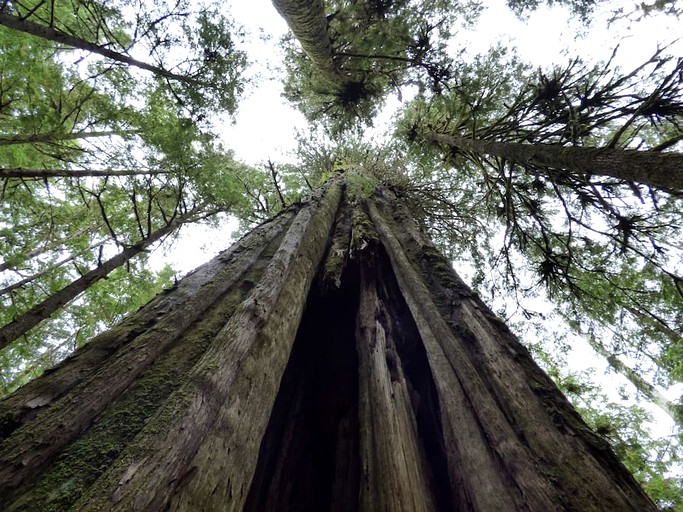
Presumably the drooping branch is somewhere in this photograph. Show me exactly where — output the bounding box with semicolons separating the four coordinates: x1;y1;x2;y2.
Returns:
0;12;200;85
0;130;134;146
0;239;106;297
0;207;216;351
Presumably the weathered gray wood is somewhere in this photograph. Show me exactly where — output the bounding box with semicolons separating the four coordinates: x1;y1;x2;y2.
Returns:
0;179;658;511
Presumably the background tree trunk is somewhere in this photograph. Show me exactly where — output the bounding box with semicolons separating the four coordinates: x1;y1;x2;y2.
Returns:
431;132;683;192
0;179;656;511
270;0;341;81
0;131;127;147
0;13;195;84
0;209;211;350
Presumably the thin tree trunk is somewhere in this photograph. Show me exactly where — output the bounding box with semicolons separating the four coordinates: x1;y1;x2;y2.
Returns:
430;132;683;192
0;13;197;85
0;209;213;351
0;167;173;179
0;179;656;511
583;329;682;424
0;239;106;297
0;130;131;146
0;226;95;273
269;0;341;81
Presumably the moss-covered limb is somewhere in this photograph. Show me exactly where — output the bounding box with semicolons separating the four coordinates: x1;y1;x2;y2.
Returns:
75;180;342;511
368;198;560;511
368;191;658;510
0;210;297;496
355;260;437;512
0;209;297;440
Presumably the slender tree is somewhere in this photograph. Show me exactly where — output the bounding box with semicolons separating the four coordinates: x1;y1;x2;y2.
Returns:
0;205;218;351
0;13;209;86
0;131;138;146
429;132;683;192
0;167;175;179
0;177;657;510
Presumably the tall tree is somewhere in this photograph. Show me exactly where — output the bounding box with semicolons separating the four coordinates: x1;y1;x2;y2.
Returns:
428;132;683;192
0;177;657;510
0;203;220;351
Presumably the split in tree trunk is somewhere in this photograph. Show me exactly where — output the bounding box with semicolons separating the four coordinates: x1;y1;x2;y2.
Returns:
0;178;656;511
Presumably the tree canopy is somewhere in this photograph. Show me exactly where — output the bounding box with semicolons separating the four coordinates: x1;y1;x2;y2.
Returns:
1;0;682;507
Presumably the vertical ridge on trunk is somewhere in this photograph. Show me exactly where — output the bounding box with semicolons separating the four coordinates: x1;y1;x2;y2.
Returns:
368;186;657;511
356;255;437;512
0;178;657;511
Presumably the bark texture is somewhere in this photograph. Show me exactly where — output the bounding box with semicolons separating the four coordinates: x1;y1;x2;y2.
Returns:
269;0;340;80
0;178;656;511
431;132;683;192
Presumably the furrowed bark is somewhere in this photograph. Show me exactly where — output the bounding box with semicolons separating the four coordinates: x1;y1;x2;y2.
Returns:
74;180;341;511
431;132;683;192
269;0;341;81
356;256;436;512
0;179;658;511
367;188;658;511
0;209;296;496
0;210;296;441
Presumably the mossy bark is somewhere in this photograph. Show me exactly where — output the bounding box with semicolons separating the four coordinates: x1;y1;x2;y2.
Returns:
269;0;341;81
0;178;657;511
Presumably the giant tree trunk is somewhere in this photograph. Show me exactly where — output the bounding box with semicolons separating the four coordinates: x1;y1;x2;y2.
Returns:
431;132;683;192
0;178;656;511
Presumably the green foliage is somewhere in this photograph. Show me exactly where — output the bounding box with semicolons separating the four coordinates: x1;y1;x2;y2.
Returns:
281;0;477;133
0;261;174;397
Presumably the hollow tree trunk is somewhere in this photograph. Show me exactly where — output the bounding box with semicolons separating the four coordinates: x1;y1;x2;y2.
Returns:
431;132;683;192
0;178;656;511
